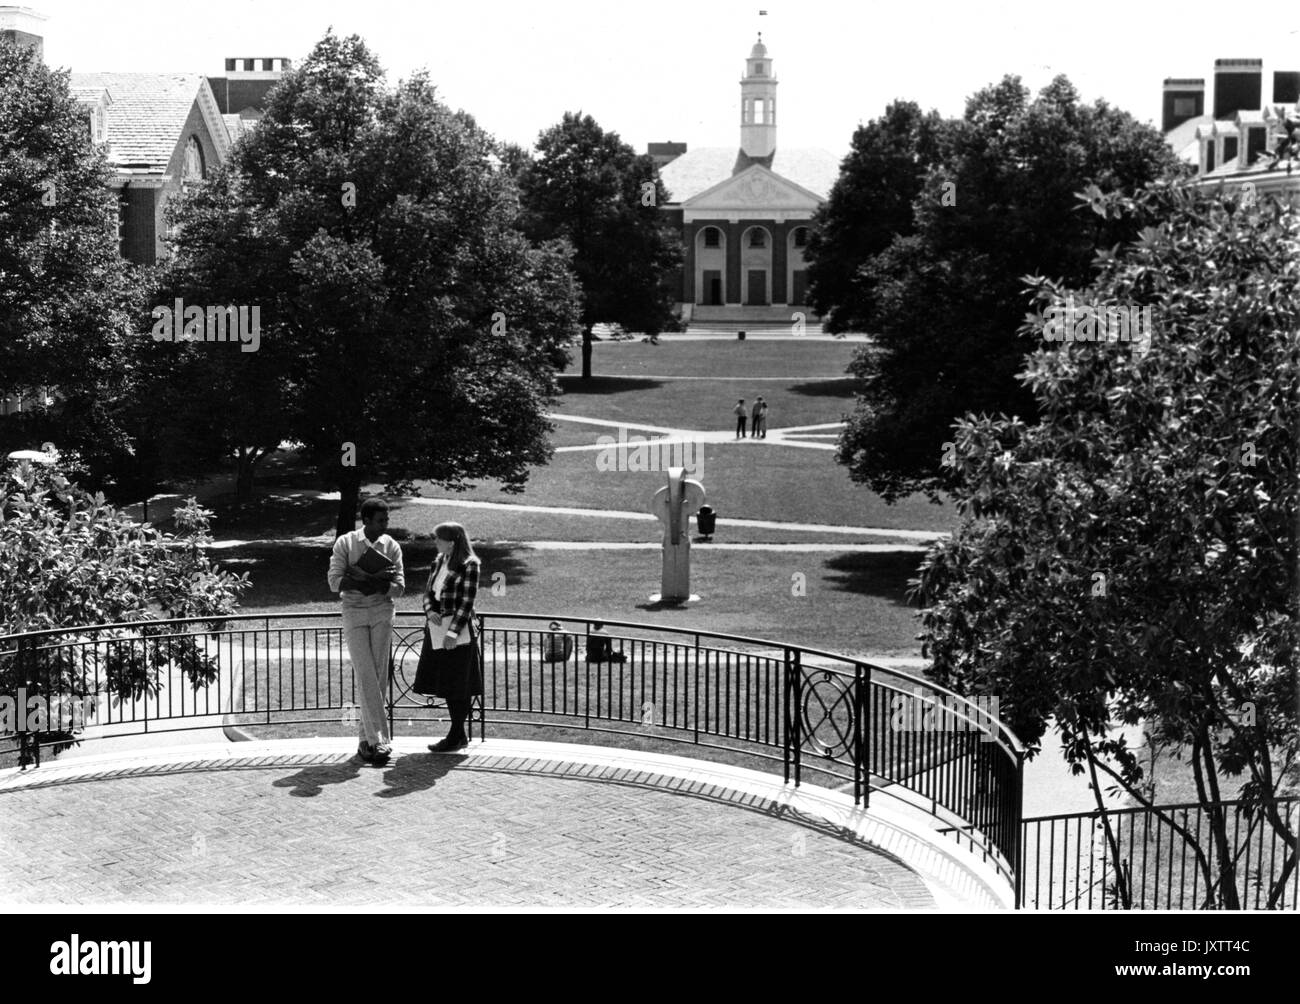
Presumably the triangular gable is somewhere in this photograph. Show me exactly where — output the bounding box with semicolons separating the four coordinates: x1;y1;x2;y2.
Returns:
683;164;824;212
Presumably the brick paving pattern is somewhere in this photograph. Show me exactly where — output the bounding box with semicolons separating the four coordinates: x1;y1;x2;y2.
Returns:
0;752;934;908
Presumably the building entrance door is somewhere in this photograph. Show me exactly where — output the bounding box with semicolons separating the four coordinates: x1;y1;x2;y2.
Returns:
747;270;767;306
703;271;722;306
790;270;808;307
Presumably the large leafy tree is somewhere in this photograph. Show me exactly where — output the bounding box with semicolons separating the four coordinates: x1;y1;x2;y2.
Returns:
804;100;948;332
519;112;681;378
914;182;1299;908
831;76;1182;502
0;36;160;495
161;32;583;534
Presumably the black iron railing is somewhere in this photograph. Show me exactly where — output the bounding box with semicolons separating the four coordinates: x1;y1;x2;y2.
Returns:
0;612;1026;892
1019;796;1300;910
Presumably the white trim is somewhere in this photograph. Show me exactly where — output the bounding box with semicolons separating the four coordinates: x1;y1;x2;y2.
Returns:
108;175;168;188
682;163;825;212
195;79;231;163
685;208;815;224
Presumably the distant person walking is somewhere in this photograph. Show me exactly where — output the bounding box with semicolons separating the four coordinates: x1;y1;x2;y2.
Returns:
328;497;405;765
422;522;483;752
756;397;768;438
734;399;747;438
751;397;768;439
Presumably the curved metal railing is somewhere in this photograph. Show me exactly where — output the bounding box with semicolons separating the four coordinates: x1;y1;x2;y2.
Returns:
0;612;1026;892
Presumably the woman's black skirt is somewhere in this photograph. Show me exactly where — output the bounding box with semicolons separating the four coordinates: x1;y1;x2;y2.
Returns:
415;626;484;701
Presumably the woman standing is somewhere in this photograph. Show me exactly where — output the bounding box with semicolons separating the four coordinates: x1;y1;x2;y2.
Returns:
423;522;483;752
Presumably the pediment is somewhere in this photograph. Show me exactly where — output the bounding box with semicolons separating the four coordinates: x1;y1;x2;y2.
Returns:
684;165;823;212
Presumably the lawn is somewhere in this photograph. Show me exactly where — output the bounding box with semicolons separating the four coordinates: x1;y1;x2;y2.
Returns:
579;337;864;379
401;444;955;533
220;540;928;658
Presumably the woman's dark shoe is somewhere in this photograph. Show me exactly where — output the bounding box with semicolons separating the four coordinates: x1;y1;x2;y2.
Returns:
428;734;468;753
357;741;376;763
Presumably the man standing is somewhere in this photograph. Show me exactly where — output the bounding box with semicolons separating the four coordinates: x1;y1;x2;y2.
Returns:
756;397;768;438
751;397;766;439
328;497;405;765
734;399;747;439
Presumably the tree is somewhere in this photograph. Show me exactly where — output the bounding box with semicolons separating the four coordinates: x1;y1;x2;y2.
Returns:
913;182;1299;908
519;112;682;378
0;450;249;754
831;76;1182;502
0;36;157;496
804;100;948;332
161;32;583;534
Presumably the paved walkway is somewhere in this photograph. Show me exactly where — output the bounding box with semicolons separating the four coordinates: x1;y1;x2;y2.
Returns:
549;414;845;452
0;739;1012;909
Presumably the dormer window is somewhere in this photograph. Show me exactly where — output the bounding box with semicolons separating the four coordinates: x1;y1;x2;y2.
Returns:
1245;125;1267;164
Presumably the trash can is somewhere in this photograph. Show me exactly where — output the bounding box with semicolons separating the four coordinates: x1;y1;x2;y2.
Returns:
737;330;746;341
696;505;716;537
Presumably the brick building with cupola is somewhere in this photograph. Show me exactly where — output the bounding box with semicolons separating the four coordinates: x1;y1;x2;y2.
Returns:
650;35;842;332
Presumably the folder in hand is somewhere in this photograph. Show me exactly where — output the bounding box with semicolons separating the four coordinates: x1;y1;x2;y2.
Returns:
353;545;395;595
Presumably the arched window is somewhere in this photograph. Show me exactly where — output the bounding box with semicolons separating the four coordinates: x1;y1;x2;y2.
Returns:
703;227;721;248
748;228;767;249
793;227;809;248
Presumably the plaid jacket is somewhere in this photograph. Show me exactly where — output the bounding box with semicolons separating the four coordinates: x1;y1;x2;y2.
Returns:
423;554;480;640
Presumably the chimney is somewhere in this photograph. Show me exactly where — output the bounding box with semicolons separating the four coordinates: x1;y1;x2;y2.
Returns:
648;142;687;168
0;5;47;60
207;56;292;115
1214;58;1263;120
1274;70;1300;105
1162;78;1205;133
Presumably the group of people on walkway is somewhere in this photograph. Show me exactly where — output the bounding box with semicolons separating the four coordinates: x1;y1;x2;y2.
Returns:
326;498;482;766
733;397;769;439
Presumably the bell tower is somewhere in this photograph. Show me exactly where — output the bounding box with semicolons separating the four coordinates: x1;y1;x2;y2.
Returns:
740;34;777;159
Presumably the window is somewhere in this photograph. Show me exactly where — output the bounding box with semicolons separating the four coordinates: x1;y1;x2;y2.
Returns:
748;229;767;248
793;227;809;248
703;227;720;248
1223;136;1238;162
754;62;764;75
1173;97;1197;118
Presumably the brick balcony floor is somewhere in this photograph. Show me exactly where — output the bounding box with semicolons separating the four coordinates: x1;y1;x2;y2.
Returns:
0;739;1009;909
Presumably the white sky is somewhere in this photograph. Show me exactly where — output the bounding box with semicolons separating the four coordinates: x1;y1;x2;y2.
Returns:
34;0;1300;157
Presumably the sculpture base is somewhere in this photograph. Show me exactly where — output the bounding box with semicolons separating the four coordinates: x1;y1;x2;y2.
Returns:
648;593;701;606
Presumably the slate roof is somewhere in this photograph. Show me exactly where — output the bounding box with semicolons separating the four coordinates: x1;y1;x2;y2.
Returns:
1165;113;1211;163
67;72;208;171
659;146;843;204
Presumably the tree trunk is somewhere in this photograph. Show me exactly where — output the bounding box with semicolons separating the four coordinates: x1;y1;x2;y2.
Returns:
235;449;258;505
1083;737;1131;909
336;466;362;539
582;326;593;380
